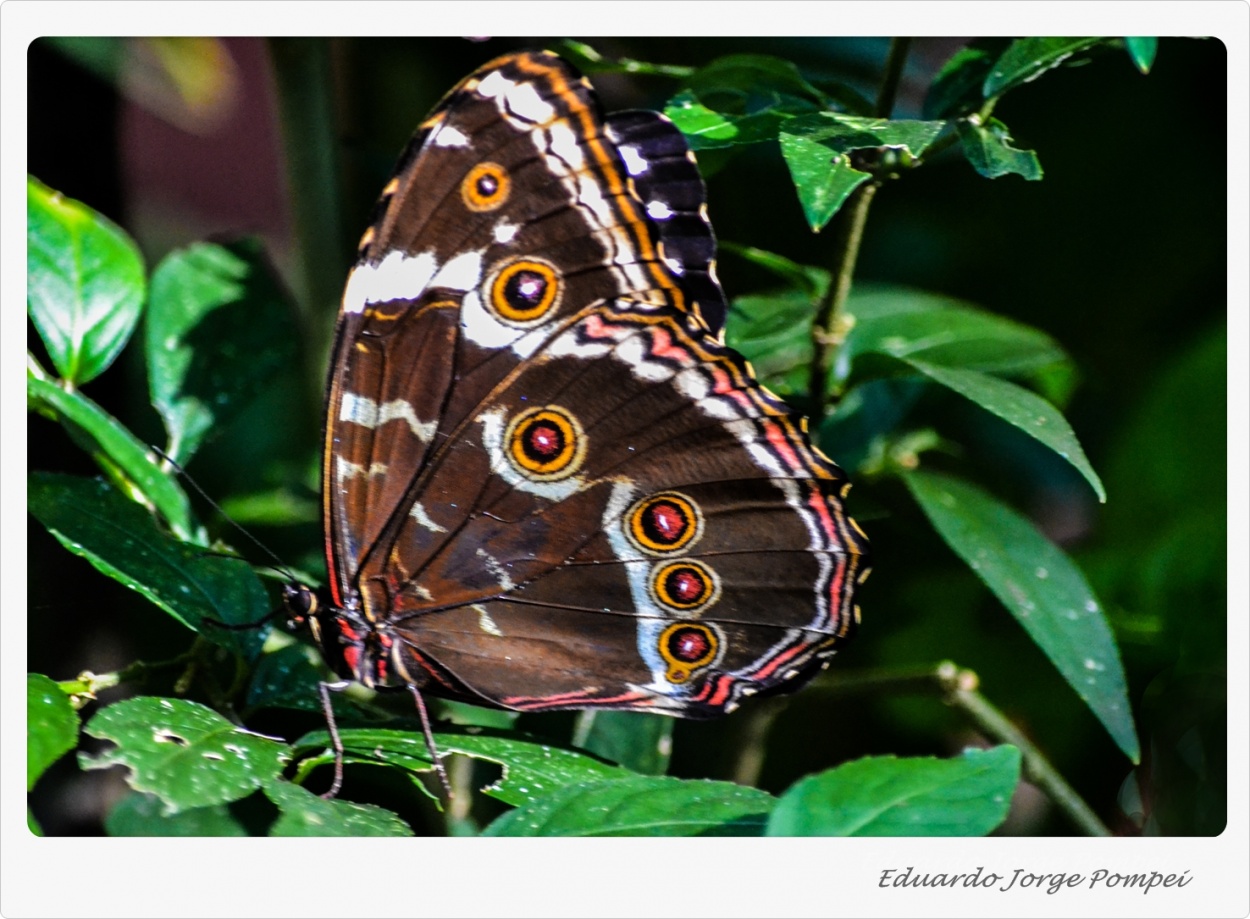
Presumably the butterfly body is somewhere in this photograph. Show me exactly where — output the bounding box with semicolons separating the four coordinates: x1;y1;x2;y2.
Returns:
292;50;869;724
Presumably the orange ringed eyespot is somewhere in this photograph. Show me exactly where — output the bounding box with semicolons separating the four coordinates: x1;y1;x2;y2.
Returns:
650;559;720;614
488;259;560;325
504;405;586;481
658;622;720;684
461;162;510;212
626;492;702;556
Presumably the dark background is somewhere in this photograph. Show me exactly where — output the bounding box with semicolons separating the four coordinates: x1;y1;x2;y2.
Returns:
27;37;1227;835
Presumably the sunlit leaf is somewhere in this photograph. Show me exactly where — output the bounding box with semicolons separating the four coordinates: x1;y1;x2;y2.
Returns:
80;697;289;814
147;239;298;464
767;746;1020;836
27;176;145;385
28;374;193;537
27;674;79;792
293;727;632;808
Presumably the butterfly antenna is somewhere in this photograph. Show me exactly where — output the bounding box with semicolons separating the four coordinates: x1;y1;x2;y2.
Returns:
152;445;300;584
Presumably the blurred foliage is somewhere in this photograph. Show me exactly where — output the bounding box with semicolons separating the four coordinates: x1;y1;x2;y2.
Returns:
27;36;1225;837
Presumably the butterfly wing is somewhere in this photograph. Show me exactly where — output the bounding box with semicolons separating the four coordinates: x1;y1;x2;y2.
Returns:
321;50;868;715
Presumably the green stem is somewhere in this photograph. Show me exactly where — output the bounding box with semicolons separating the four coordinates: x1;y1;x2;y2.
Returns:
938;666;1112;837
728;698;787;787
56;650;199;706
819;661;1113;836
875;37;912;117
807;181;877;412
807;39;912;414
267;39;347;353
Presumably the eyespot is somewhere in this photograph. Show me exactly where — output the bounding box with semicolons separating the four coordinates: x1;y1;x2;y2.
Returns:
487;259;560;326
657;622;721;684
649;559;720;615
625;492;703;556
504;405;586;481
462;162;510;212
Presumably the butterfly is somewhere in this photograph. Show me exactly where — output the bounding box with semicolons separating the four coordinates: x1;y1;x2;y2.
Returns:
283;50;870;795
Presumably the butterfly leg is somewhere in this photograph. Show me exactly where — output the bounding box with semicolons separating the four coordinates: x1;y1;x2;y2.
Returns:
318;679;351;798
408;684;453;800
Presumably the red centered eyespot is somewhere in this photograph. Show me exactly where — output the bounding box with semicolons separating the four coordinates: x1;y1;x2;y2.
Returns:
650;559;719;613
669;627;710;662
527;422;562;458
669;568;706;604
504;405;586;481
626;492;702;556
489;259;560;325
657;622;720;683
650;503;686;541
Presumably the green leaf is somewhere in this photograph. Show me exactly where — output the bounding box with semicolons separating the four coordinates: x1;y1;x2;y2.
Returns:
293;728;632;808
767;746;1021;836
721;241;830;301
1124;37;1158;74
27;176;145;385
553;40;694;79
28;374;194;537
27;674;79;791
573;710;673;775
27;472;268;657
901;359;1104;501
684;54;830;107
664;54;828;151
779;114;945;230
983;37;1106;98
218;486;319;527
903;471;1139;763
105;792;248;836
956;117;1043;181
80;697;290;814
665;90;791;150
244;645;327;713
146;239;298;464
726;289;817;391
482;775;775;837
264;779;412;836
844;285;1069;379
779;130;871;230
923;39;1012;119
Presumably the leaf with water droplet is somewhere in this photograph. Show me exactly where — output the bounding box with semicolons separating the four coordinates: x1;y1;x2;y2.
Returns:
27;674;79;791
902;358;1105;501
904;470;1138;763
264;779;412;836
482;775;774;837
80;697;288;814
292;727;631;807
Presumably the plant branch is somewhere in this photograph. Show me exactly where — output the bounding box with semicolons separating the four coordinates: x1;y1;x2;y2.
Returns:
937;664;1112;837
267;38;347;358
875;37;912;117
819;661;1113;836
808;181;877;412
57;650;200;707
